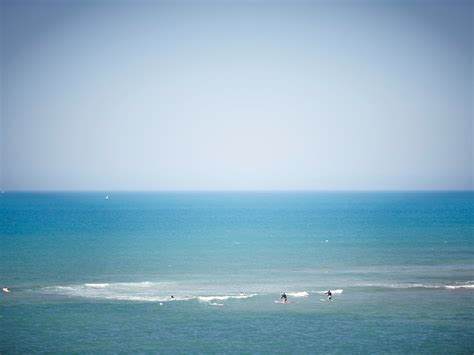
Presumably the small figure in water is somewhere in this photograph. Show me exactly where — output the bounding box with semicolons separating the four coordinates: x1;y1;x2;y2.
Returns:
280;292;288;303
325;290;332;301
2;287;10;293
170;295;174;299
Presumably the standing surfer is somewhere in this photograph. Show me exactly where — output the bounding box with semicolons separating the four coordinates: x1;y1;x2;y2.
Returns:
325;290;332;301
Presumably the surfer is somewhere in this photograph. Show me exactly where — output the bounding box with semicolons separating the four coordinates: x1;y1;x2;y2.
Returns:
325;290;332;301
280;292;288;303
2;287;10;293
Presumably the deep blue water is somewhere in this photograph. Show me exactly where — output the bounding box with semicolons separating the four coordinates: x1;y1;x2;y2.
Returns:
1;192;473;353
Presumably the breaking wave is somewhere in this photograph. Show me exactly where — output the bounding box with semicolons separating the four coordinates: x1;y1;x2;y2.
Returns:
286;291;309;297
314;289;344;295
445;285;474;289
356;282;474;290
41;282;260;304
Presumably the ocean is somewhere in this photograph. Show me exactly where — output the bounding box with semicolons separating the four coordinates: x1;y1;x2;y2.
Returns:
1;192;473;353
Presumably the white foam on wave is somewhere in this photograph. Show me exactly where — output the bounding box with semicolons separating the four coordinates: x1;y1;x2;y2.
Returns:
99;295;173;302
197;294;257;303
358;283;436;289
357;282;474;290
52;286;75;291
286;291;309;297
84;283;109;288
445;285;474;289
314;289;343;294
41;281;179;302
198;296;230;302
83;282;155;289
41;282;260;304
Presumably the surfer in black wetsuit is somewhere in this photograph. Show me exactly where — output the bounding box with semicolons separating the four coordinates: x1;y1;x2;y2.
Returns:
325;290;332;301
281;292;288;303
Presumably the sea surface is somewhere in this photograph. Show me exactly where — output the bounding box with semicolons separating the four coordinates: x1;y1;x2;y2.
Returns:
1;192;473;353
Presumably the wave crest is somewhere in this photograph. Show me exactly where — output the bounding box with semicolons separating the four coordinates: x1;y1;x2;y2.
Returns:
286;291;309;297
314;289;343;294
198;294;257;303
41;282;260;304
357;282;474;290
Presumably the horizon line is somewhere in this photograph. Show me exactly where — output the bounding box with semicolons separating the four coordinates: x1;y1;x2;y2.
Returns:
1;189;473;193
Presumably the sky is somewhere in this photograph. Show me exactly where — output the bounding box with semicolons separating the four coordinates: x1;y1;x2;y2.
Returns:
0;0;472;191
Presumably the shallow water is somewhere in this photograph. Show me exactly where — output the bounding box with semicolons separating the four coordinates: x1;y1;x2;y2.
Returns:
1;192;473;353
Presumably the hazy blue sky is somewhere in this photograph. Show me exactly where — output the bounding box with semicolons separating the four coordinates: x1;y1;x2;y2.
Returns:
1;0;472;190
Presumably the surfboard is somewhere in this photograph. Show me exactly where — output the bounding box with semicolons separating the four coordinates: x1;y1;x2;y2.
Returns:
274;300;289;304
320;298;333;302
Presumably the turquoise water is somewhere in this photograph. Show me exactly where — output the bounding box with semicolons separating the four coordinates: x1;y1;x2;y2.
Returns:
1;192;473;353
